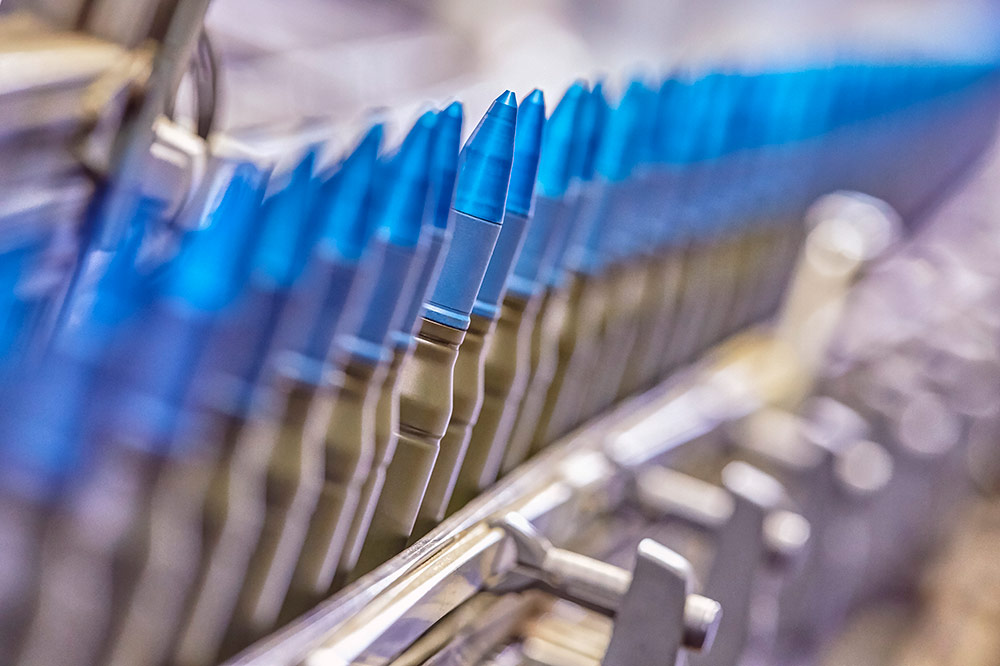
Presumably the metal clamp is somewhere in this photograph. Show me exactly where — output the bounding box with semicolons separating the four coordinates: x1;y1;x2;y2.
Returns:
725;400;893;645
634;461;809;666
491;512;722;666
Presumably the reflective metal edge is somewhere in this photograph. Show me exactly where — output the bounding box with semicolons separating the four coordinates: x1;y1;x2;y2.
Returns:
226;354;759;666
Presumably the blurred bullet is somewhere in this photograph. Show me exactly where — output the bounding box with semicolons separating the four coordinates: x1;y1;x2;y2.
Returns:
416;89;545;535
357;91;515;571
283;111;435;619
456;81;586;504
335;102;464;586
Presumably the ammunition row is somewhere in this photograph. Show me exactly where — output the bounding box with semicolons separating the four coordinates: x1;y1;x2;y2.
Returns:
0;61;994;666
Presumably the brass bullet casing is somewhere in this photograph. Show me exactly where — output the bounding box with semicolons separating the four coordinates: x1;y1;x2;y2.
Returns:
173;413;273;666
660;239;715;373
530;271;606;453
752;220;805;324
413;312;494;539
595;255;657;406
222;379;330;654
0;494;45;666
499;286;569;475
353;317;465;575
281;357;384;620
333;344;406;587
700;233;744;350
17;447;164;666
579;257;650;421
618;247;687;399
450;291;536;511
102;449;214;666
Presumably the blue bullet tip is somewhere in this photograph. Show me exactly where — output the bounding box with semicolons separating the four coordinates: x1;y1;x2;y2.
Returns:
378;110;435;246
571;81;607;183
428;102;464;231
506;89;546;216
495;90;517;108
319;122;383;259
595;81;643;182
443;100;463;120
252;147;320;288
536;81;587;198
165;161;267;310
631;79;659;167
453;90;518;224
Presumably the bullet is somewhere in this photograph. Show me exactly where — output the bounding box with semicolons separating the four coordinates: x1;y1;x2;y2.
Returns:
219;136;391;652
356;91;516;571
281;111;435;619
529;79;644;449
0;237;91;665
172;141;360;666
455;81;586;505
500;81;606;475
336;102;463;585
581;78;660;417
174;149;323;660
96;163;271;666
12;195;178;666
687;73;750;354
415;89;544;535
655;73;728;374
617;76;691;397
1;352;102;666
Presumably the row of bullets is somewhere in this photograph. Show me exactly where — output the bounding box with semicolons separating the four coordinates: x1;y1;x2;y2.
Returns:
0;61;995;666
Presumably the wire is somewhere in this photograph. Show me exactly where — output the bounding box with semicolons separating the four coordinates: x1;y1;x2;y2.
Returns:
164;29;219;139
194;29;219;138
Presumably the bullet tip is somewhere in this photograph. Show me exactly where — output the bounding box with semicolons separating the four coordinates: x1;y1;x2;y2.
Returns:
506;89;546;216
443;100;463;119
453;91;518;223
535;81;587;198
496;90;517;108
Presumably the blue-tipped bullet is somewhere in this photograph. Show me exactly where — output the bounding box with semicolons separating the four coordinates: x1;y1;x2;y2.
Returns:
535;82;587;200
318;124;383;261
427;102;464;231
164;162;269;313
573;82;609;183
473;89;545;320
280;110;437;616
98;165;268;449
506;81;586;301
415;90;546;530
376;111;437;247
192;148;317;415
540;81;606;292
269;126;382;381
508;81;589;299
424;90;517;331
504;89;546;217
342;110;437;363
392;102;464;352
595;80;645;183
252;149;320;289
358;91;518;570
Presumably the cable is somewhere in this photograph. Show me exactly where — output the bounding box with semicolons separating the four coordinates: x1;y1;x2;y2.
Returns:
164;29;219;139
